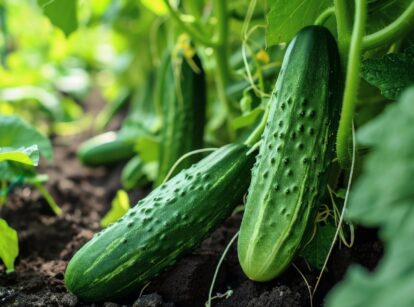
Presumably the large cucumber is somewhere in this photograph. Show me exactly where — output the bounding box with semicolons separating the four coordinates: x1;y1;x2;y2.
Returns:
238;26;342;281
65;144;254;301
154;40;206;186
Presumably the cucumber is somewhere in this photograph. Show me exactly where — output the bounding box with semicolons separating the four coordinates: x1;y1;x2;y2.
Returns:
238;26;342;281
121;156;148;190
77;131;135;166
65;144;254;301
154;43;206;186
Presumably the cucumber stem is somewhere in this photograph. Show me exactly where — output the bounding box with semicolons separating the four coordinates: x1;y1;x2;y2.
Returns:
34;182;62;216
362;2;414;50
244;104;269;147
336;0;367;168
314;7;335;26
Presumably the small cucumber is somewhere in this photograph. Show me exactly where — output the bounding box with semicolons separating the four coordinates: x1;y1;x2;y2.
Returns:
77;131;135;166
65;144;254;301
238;26;342;281
155;40;206;186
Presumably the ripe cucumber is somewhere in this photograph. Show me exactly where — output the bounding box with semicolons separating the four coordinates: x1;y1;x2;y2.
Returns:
77;131;135;166
154;45;206;186
238;26;342;281
65;144;254;301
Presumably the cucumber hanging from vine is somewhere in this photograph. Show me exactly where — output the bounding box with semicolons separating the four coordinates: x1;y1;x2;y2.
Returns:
155;34;206;186
238;26;343;281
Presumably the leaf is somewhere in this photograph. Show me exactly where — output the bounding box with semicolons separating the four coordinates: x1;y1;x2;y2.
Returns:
0;145;39;166
0;116;52;159
231;107;263;130
300;224;336;269
361;48;414;100
0;219;19;273
100;190;131;228
326;87;414;307
266;0;332;46
134;136;160;163
141;0;168;15
37;0;78;37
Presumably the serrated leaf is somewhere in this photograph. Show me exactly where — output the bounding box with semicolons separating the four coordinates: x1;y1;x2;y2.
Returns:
100;190;131;228
0;116;52;159
37;0;78;37
300;224;336;269
361;48;414;100
266;0;332;46
0;219;19;273
326;87;414;307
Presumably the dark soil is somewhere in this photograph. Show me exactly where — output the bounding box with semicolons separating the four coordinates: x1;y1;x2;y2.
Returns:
0;92;383;307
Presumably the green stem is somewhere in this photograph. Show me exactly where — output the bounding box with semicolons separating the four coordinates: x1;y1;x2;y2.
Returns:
0;180;7;206
336;0;367;168
164;0;217;47
362;2;414;50
34;182;62;216
315;6;335;26
335;0;352;60
244;104;269;147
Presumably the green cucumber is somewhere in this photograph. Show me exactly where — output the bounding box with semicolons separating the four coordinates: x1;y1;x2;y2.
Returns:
65;144;254;301
77;131;135;166
238;26;342;281
154;45;206;186
121;156;148;190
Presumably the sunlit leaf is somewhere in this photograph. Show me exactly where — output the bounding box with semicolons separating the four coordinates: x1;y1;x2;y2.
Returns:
134;136;160;163
0;116;52;159
141;0;168;15
37;0;78;37
100;190;131;228
0;145;39;166
0;219;19;273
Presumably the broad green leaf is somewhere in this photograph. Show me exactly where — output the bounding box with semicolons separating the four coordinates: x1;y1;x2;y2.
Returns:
0;116;52;159
37;0;78;37
141;0;168;15
0;219;19;273
326;87;414;307
266;0;332;45
100;190;131;228
300;224;336;269
0;145;39;166
361;48;414;100
134;136;160;163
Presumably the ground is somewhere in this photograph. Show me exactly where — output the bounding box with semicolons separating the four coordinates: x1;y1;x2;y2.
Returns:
0;93;382;307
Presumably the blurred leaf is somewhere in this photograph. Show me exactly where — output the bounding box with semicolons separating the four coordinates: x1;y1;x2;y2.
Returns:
37;0;78;37
141;0;168;15
0;86;63;120
0;145;39;166
134;136;160;163
266;0;331;45
0;218;19;273
100;190;131;228
326;87;414;307
300;224;336;269
361;47;414;100
0;116;52;159
231;107;263;130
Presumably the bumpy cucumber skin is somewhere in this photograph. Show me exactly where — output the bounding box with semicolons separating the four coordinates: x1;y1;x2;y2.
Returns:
77;132;135;166
65;144;254;301
238;26;342;281
155;53;206;186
